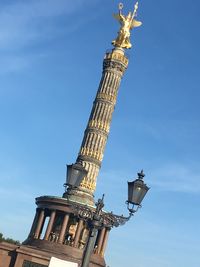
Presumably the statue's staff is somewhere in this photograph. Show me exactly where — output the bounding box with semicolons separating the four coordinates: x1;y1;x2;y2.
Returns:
118;1;139;20
132;1;139;20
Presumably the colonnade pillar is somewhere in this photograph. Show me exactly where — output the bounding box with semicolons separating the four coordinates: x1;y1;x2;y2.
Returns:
28;208;39;238
44;210;56;241
100;228;110;256
74;219;84;247
34;209;45;239
58;214;70;244
96;228;106;254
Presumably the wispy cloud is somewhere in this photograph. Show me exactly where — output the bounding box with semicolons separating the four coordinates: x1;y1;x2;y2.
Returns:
108;216;200;267
98;162;200;195
0;186;33;201
0;53;41;74
0;165;34;202
0;0;92;50
132;119;200;142
150;163;200;193
0;0;98;73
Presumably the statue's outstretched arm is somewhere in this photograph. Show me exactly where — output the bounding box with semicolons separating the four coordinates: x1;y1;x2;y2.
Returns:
113;13;124;23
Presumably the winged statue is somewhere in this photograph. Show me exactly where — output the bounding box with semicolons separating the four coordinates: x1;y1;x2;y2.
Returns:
112;2;142;49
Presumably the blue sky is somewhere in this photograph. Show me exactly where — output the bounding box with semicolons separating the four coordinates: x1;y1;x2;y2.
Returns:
0;0;200;267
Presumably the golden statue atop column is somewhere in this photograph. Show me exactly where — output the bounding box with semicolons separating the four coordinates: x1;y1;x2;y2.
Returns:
112;1;142;49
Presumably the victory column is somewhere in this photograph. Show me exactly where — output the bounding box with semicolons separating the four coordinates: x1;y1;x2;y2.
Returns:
0;2;149;267
65;1;143;206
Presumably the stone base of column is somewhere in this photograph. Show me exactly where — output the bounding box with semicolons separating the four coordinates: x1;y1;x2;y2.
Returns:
0;241;106;267
21;195;107;267
63;187;95;206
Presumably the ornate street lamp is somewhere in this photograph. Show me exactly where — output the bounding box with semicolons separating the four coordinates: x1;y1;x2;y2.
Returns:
80;171;149;267
63;163;88;189
127;170;150;214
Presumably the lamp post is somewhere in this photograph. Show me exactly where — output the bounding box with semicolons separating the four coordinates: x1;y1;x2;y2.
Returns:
76;170;149;267
81;196;105;267
62;164;149;267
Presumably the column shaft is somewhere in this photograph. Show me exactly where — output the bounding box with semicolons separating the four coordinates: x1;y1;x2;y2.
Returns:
44;210;56;241
68;49;128;205
34;209;45;239
28;209;39;238
58;214;69;244
100;228;110;256
73;219;84;247
96;228;106;254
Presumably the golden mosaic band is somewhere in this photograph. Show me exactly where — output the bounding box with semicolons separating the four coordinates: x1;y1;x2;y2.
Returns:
88;119;110;133
80;147;103;161
80;179;96;191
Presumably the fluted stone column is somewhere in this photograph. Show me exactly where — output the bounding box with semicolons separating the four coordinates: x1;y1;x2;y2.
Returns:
68;48;128;205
